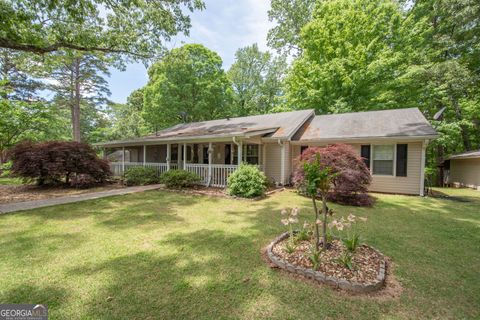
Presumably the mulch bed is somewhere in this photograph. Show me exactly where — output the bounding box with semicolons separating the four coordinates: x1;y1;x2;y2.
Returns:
0;182;125;204
272;237;382;284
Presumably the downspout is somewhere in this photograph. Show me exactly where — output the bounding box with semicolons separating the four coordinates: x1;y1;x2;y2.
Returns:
278;139;285;186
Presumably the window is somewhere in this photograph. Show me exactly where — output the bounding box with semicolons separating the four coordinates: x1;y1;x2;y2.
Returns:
300;145;308;155
203;146;209;164
373;145;394;175
243;144;259;165
361;145;371;169
396;144;408;177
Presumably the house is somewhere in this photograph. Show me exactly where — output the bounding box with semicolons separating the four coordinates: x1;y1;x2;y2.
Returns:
95;107;438;195
444;150;480;190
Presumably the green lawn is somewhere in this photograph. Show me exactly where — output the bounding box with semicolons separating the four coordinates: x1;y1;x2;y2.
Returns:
0;188;479;319
0;177;24;185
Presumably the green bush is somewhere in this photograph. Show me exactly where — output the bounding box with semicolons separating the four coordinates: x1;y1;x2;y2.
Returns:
159;169;200;188
124;166;159;186
227;163;267;198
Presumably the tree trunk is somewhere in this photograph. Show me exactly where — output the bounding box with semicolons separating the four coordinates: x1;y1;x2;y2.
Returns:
72;58;81;142
311;196;320;250
321;195;327;250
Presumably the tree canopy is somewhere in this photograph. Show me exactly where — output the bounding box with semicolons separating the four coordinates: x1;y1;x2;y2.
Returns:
227;44;287;116
143;44;233;129
0;0;204;62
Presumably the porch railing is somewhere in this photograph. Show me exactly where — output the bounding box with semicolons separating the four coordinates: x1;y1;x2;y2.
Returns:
110;162;261;188
110;162;178;177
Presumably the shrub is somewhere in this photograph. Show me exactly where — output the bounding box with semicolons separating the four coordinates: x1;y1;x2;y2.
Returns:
69;174;97;188
159;169;200;188
9;141;111;186
293;144;373;206
227;163;267;198
125;166;159;186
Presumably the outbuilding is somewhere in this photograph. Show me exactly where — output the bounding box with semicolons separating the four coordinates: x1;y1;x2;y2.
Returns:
445;150;480;190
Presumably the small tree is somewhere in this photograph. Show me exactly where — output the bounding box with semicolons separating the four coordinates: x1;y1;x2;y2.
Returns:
9;141;111;186
302;154;337;250
294;144;372;206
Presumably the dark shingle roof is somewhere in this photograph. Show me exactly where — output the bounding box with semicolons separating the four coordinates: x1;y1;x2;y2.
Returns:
448;150;480;160
293;108;437;141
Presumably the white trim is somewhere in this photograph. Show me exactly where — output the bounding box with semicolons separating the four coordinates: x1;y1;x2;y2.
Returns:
166;143;171;171
290;135;438;145
278;139;285;185
420;140;428;196
371;144;395;177
143;145;146;166
207;142;213;187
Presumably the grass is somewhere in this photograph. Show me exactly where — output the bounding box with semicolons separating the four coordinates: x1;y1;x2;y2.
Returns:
0;177;24;185
0;188;479;319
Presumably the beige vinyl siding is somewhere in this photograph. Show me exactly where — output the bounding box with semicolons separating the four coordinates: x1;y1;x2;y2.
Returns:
449;158;480;188
290;142;424;195
264;142;285;185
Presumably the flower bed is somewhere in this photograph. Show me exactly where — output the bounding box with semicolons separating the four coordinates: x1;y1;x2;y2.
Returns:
266;232;386;293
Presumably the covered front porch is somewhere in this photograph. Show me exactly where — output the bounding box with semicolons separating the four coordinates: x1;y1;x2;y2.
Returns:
104;140;266;188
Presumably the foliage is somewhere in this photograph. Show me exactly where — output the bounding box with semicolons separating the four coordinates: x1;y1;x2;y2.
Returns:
308;244;321;270
227;163;267;198
143;44;233;129
9;141;111;186
0;0;204;62
227;44;287;116
300;154;337;250
124;166;159;186
280;208;299;253
159;169;200;189
296;221;311;242
329;214;367;252
46;51;112;142
267;0;316;56
69;173;98;189
293;144;373;206
286;0;417;114
337;251;353;270
106;89;151;140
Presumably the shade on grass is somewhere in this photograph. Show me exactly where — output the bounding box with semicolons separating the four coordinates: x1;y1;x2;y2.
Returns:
0;188;478;319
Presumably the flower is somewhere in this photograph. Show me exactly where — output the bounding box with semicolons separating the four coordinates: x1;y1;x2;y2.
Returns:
281;209;287;216
281;219;289;226
289;217;298;224
316;219;322;225
347;214;356;222
336;223;344;231
291;207;299;217
359;216;368;222
303;221;310;229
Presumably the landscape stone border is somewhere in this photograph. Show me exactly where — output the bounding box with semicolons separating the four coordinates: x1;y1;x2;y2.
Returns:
266;232;386;293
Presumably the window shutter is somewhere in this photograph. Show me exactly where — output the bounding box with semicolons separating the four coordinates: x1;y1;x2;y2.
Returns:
361;145;371;169
396;144;408;177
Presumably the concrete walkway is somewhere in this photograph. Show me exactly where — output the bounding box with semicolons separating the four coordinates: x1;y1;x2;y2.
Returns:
0;184;163;214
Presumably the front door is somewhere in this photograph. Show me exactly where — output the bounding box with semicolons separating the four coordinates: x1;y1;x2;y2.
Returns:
225;144;231;164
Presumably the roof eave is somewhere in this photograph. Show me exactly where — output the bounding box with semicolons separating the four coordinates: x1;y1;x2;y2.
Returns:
291;134;439;144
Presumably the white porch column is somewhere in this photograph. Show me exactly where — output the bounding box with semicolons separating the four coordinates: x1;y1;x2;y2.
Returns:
237;141;243;165
177;144;182;169
122;146;125;175
183;143;187;169
278;140;285;185
207;142;213;186
143;145;146;166
166;143;171;170
262;144;267;171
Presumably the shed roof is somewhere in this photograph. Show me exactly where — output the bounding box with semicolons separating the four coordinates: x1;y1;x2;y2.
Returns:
447;149;480;160
293;108;437;142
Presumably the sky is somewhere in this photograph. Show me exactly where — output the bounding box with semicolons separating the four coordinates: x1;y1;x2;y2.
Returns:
108;0;275;104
